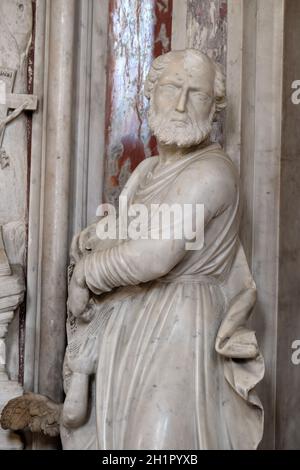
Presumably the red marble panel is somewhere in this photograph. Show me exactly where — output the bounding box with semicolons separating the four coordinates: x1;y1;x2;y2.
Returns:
103;0;173;206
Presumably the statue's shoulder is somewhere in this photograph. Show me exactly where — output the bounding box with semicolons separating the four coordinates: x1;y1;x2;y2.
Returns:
180;150;238;199
187;147;238;182
121;156;159;196
135;156;158;173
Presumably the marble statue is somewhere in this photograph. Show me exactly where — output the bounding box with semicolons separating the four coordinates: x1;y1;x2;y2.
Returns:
1;49;265;450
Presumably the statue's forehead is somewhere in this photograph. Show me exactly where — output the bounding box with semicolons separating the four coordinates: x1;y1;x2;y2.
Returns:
159;56;215;91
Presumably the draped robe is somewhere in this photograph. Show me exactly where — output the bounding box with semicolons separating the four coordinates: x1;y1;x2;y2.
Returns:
61;143;264;450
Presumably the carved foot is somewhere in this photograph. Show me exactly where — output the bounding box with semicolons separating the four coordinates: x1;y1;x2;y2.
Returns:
0;392;62;437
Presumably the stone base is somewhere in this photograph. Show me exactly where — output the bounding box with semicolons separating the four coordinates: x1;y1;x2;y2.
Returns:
0;380;23;449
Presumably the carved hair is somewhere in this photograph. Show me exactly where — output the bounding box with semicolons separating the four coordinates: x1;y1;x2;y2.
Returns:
144;49;227;112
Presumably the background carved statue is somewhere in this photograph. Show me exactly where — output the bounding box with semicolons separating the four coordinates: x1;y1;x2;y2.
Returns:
1;49;264;450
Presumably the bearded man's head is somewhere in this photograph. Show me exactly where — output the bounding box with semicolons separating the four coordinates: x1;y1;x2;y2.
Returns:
145;49;226;148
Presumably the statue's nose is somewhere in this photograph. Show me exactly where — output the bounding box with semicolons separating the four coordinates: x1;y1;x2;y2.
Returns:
175;88;188;113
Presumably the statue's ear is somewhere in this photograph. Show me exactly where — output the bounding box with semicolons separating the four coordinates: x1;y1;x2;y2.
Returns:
215;95;227;112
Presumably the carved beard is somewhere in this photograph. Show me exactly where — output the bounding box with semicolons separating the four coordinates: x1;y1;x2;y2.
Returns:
148;101;215;148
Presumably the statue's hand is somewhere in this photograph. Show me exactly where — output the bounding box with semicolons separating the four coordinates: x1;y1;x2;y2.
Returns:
70;222;98;264
67;258;90;317
67;336;99;375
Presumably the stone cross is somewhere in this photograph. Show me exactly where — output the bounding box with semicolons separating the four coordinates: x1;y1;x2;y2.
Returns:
0;66;38;168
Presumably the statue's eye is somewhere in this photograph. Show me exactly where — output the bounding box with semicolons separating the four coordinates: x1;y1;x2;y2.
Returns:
191;91;210;101
160;83;177;91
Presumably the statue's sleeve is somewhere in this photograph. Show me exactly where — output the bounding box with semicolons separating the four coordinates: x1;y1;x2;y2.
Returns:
84;159;237;294
84;237;186;294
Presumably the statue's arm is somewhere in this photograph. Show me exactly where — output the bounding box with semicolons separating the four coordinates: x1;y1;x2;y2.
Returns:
70;221;99;263
83;159;237;295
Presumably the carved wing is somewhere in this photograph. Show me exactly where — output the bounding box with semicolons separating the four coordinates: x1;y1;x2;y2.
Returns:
0;392;62;437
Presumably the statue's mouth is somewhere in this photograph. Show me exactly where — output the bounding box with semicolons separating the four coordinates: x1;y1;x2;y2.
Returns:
171;118;188;125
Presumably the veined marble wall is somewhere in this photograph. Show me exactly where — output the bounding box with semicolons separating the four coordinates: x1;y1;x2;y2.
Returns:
103;0;173;208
